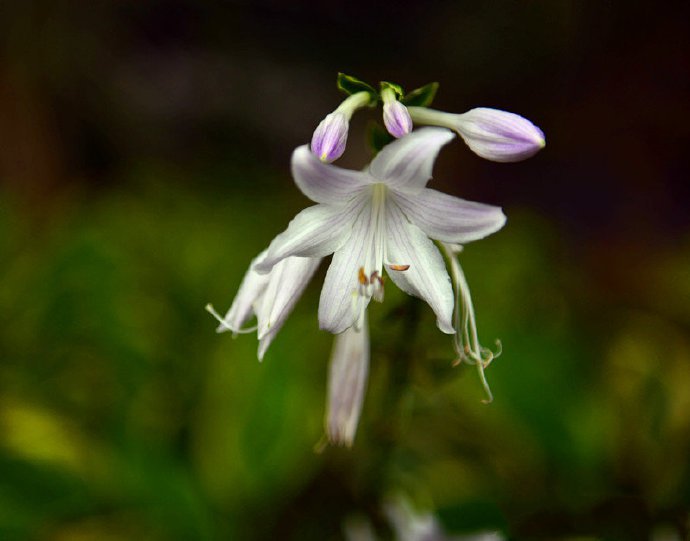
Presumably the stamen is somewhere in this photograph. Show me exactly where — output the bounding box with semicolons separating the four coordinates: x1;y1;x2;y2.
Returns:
439;242;500;404
205;303;258;335
388;263;410;271
369;271;385;303
358;266;369;285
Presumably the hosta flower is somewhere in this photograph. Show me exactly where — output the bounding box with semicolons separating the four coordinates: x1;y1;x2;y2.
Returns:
255;127;506;337
211;126;509;447
408;106;545;162
311;91;373;162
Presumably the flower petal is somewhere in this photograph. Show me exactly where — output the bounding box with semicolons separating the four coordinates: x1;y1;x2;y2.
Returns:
255;198;365;274
291;145;370;205
255;256;321;360
325;314;369;447
368;127;455;193
318;200;373;333
393;188;506;244
385;203;455;334
217;250;270;333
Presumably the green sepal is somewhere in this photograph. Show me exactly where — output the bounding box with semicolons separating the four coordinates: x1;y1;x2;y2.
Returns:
380;81;404;99
366;121;394;155
401;82;439;107
337;73;378;103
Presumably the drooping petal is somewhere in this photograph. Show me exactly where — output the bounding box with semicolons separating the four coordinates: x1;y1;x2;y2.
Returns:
255;256;321;360
311;111;349;163
291;145;371;205
368;127;455;193
385;203;455;334
393;188;506;244
255;198;365;274
318;200;374;334
325;313;369;447
217;250;270;333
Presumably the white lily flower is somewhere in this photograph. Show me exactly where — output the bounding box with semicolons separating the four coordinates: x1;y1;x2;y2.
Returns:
211;127;507;446
207;253;320;360
254;127;507;337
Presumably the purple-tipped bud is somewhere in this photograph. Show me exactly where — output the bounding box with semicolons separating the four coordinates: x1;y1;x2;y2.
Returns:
310;111;349;163
383;101;413;138
454;107;545;162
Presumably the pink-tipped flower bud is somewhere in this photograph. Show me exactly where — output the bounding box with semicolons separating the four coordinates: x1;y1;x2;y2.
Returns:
310;91;372;162
311;111;349;163
383;100;413;138
408;106;545;162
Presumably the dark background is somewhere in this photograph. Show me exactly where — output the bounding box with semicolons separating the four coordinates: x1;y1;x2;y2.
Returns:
1;1;689;540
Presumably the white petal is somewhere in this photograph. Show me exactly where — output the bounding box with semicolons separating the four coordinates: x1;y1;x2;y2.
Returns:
255;256;321;360
255;198;364;274
217;250;270;333
318;200;373;334
385;203;455;334
368;127;455;193
292;145;370;204
393;188;506;244
325;314;369;447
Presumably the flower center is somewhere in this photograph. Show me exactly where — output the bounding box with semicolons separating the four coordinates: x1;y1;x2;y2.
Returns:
351;183;388;330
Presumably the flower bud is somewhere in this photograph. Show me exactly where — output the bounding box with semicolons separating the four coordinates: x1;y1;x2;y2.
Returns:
310;91;372;162
383;100;413;138
408;106;545;162
310;111;349;163
453;107;545;162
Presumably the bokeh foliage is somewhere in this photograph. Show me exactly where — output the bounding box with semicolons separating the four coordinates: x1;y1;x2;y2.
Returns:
1;1;689;540
2;176;689;539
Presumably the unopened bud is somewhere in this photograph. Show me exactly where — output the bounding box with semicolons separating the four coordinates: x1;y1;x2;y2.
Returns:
311;111;349;163
381;86;412;138
310;91;372;162
408;106;545;162
383;100;413;138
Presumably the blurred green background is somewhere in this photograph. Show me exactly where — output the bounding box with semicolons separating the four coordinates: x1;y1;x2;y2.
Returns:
1;1;689;540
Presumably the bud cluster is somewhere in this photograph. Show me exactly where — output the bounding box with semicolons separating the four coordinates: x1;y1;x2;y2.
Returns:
310;73;545;164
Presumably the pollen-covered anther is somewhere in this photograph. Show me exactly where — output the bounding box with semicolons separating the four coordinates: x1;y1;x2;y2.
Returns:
358;267;368;285
388;264;410;271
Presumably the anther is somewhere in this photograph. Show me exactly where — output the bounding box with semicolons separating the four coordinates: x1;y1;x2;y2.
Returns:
358;267;369;285
388;264;410;271
369;270;385;303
